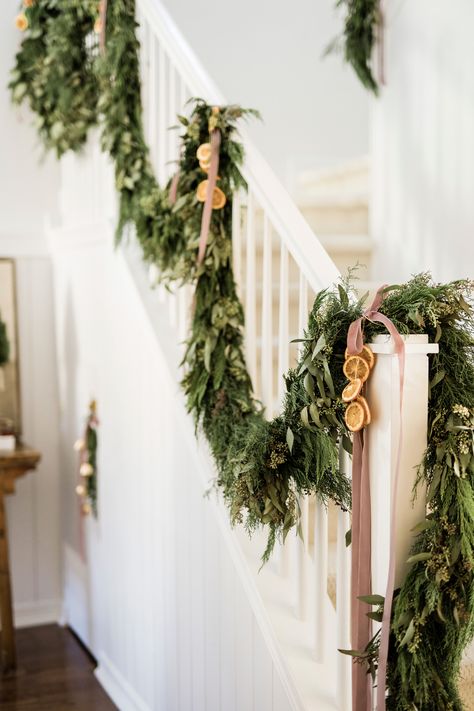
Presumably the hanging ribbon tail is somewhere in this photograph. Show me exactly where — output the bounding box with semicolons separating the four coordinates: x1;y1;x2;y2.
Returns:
351;431;372;711
169;171;180;205
347;285;405;711
99;0;108;55
197;129;221;266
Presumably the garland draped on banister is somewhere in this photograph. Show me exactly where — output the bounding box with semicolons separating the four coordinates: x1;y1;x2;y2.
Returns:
9;2;474;708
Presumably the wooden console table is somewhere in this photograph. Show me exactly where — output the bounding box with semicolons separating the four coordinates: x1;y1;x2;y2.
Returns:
0;445;40;673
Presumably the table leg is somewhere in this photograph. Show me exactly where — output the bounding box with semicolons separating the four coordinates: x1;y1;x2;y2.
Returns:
0;487;16;672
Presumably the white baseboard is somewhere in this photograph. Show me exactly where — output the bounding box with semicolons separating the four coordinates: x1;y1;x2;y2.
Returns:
13;598;62;628
95;653;150;711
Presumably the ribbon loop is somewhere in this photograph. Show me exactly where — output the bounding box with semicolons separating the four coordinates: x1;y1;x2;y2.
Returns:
348;286;405;711
99;0;108;55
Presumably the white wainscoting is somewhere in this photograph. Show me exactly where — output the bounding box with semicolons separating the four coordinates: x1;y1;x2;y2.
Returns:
50;158;296;709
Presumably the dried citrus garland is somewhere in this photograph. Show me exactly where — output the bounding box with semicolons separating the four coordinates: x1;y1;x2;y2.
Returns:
342;345;375;431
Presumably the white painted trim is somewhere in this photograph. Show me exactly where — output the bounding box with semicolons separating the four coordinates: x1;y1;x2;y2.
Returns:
47;220;116;254
95;653;150;711
0;231;50;257
11;599;62;628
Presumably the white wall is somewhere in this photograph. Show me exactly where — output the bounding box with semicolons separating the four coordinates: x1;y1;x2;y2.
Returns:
51;142;295;711
161;0;369;186
1;0;59;247
371;0;474;282
0;3;62;626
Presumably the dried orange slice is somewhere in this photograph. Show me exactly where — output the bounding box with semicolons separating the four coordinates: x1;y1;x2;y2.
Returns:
212;186;226;209
345;400;366;432
357;395;371;425
343;355;370;383
342;378;363;403
196;181;227;209
196;143;212;162
196;180;209;202
345;345;375;370
199;159;211;173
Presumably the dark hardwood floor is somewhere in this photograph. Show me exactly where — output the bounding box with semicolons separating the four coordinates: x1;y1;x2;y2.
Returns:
0;624;117;710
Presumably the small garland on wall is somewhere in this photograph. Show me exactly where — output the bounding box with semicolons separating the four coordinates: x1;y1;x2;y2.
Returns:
74;400;99;516
9;2;474;707
326;0;381;93
10;0;99;156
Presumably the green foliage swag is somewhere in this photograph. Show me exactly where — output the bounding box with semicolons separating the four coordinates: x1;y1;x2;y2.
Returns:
329;0;380;93
9;0;99;156
299;276;474;710
10;1;474;707
0;313;10;366
78;401;99;516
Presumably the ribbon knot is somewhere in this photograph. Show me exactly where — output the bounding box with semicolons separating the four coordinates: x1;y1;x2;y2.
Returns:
348;286;405;711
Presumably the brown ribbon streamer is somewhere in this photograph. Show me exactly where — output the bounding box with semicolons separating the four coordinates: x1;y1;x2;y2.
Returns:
169;171;180;205
99;0;108;55
197;129;221;266
347;286;405;711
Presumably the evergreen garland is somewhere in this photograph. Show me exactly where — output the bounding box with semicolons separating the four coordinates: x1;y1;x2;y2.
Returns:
9;0;99;156
300;276;474;709
0;313;10;366
329;0;380;93
161;101;351;560
75;400;99;516
9;2;474;706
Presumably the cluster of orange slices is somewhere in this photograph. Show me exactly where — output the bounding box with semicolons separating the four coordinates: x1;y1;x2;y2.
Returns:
195;143;227;209
342;345;375;432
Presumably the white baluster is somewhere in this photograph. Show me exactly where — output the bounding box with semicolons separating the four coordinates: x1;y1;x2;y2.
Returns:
336;450;352;711
261;215;273;415
296;496;309;619
298;271;308;341
278;241;291;577
295;272;310;617
167;61;177;181
148;33;158;176
158;43;167;184
313;500;328;662
245;192;257;387
232;190;242;296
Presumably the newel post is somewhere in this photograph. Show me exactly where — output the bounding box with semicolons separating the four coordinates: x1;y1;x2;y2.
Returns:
367;334;438;596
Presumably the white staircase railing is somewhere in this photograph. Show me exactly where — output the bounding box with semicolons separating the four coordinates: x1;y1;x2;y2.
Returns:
136;1;352;709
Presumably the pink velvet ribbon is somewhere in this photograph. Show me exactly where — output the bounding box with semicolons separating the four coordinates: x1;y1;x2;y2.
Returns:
347;286;405;711
99;0;108;55
169;171;180;205
197;129;221;266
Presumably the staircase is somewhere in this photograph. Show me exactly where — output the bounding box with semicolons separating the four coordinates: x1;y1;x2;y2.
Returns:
296;158;372;285
48;2;450;711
